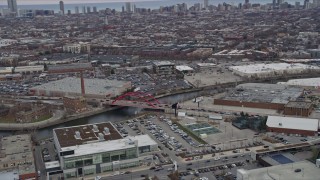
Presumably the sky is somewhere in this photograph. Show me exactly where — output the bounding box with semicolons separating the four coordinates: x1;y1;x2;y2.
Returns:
0;0;161;5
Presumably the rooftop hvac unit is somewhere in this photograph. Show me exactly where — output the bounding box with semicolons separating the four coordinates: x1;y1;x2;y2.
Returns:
98;133;104;141
74;131;81;139
92;124;99;132
104;127;110;135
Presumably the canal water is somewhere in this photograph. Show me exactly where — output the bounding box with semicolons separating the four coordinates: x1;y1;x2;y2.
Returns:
1;90;213;140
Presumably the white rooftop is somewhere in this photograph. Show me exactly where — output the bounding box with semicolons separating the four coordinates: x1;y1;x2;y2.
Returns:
176;65;194;71
278;77;320;88
62;135;157;158
237;161;320;180
267;116;319;132
230;63;319;74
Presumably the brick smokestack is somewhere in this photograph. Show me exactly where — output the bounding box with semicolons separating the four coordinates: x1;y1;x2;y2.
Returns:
80;71;85;96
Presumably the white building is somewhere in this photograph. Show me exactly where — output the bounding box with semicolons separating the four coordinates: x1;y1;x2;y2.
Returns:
278;77;320;89
53;122;158;179
230;63;319;78
63;42;90;54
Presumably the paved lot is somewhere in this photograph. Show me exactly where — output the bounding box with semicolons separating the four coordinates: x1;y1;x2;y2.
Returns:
177;115;259;151
184;66;241;87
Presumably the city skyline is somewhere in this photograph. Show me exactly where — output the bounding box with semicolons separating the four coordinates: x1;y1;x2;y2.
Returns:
0;0;306;6
0;0;160;5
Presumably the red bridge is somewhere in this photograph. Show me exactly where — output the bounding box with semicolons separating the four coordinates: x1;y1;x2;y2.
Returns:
103;92;170;109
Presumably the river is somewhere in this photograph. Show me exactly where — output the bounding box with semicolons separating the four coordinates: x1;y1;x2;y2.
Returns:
0;89;214;140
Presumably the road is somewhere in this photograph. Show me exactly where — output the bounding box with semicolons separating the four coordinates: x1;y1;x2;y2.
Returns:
103;154;250;180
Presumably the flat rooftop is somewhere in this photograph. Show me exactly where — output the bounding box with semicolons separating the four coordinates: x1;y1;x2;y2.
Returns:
62;135;157;158
237;161;320;180
47;63;92;71
221;83;303;104
30;77;130;96
278;77;320;87
230;63;319;74
0;134;36;175
54;122;122;148
153;61;174;66
285;101;312;109
267;116;319;131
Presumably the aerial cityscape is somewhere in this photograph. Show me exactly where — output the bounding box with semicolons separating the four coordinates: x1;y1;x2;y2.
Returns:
0;0;320;180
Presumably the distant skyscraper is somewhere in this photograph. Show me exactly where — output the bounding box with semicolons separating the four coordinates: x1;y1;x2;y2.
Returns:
67;10;71;15
204;0;209;8
245;0;250;4
278;0;284;4
87;6;91;13
273;0;277;8
59;1;64;14
93;6;97;13
82;6;86;13
295;1;300;8
75;6;79;14
7;0;17;13
125;2;131;12
105;16;108;25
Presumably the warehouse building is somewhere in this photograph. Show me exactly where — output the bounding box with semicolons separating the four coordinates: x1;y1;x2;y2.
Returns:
278;77;320;89
29;77;131;98
14;66;44;75
229;63;319;78
53;122;158;179
47;63;93;74
266;116;319;136
214;83;304;111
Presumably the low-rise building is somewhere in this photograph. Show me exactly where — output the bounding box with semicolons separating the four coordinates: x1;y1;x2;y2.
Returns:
284;101;313;117
53;122;158;179
14;65;44;75
0;134;37;180
214;83;304;111
63;96;87;113
266;115;319;136
153;61;176;77
15;105;51;123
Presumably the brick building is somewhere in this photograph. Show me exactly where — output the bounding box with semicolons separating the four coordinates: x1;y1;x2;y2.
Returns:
214;83;303;111
15;105;51;123
63;96;87;113
283;101;313;117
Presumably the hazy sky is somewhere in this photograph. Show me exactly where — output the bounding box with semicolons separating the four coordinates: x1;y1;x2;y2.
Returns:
0;0;160;5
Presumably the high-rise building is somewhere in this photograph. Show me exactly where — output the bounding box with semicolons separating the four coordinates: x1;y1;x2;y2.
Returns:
93;6;97;13
87;6;91;13
295;1;301;8
273;0;277;8
105;16;108;25
75;6;79;14
82;6;86;13
59;1;64;14
7;0;17;13
204;0;209;8
125;2;131;12
245;0;250;4
278;0;284;4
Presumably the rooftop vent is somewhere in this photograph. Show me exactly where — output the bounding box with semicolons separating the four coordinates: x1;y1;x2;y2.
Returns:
98;133;104;141
103;127;110;135
74;131;81;140
92;125;99;132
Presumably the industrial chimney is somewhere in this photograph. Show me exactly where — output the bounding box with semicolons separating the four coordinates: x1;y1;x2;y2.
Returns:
80;71;85;96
